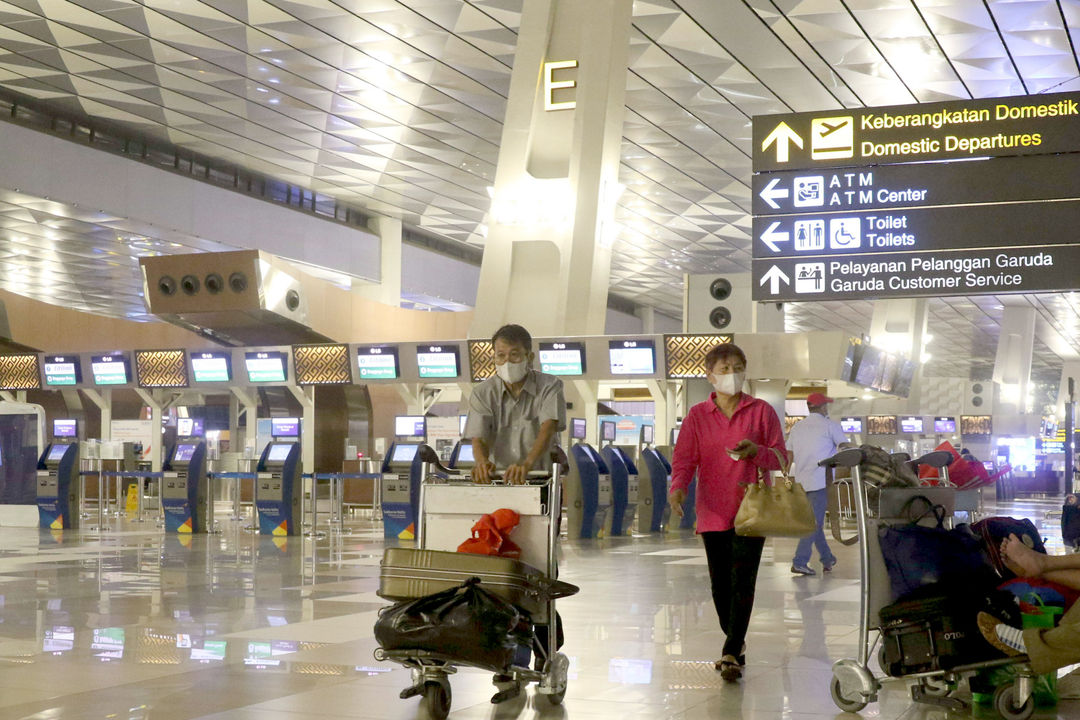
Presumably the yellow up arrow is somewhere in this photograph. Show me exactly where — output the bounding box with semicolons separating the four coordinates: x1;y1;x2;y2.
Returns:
761;121;803;163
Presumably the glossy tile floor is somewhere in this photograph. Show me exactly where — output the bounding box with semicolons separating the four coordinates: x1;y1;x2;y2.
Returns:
0;498;1076;720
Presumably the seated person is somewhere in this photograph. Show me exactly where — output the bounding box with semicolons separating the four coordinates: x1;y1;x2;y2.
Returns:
978;534;1080;675
463;323;566;699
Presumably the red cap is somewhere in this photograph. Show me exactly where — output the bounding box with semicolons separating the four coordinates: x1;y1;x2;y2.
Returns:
806;392;834;407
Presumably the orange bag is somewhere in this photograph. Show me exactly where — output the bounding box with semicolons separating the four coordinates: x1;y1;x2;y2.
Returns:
917;441;987;487
457;508;522;558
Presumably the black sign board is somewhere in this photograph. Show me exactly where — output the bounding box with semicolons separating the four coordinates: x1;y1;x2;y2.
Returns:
753;198;1080;258
753;90;1080;172
752;244;1080;302
752;152;1080;215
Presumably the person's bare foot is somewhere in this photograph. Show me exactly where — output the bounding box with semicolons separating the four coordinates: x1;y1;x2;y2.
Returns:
1001;533;1046;577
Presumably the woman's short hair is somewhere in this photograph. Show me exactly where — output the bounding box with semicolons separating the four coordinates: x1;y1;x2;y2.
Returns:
703;343;747;372
491;324;533;352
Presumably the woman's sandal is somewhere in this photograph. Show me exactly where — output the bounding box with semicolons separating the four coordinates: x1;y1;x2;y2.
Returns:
715;654;743;681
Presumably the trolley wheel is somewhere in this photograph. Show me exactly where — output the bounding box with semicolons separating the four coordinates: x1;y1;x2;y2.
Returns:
830;675;869;714
993;683;1034;720
424;680;451;720
547;686;566;705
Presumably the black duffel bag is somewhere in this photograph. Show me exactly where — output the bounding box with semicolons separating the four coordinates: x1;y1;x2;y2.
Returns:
878;498;998;599
374;577;525;672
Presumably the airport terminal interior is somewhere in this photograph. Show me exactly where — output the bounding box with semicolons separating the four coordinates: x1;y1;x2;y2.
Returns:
1;1;1080;719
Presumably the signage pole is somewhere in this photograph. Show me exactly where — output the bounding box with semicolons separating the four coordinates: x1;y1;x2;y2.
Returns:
1067;378;1076;496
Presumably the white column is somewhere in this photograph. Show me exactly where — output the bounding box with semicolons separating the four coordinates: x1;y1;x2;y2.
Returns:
357;216;403;307
993;305;1036;414
470;0;633;338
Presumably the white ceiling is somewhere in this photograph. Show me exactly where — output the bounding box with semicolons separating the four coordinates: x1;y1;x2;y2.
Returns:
0;0;1078;381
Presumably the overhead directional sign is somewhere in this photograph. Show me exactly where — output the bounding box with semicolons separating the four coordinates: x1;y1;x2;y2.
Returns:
752;152;1080;215
753;91;1080;172
752;245;1080;302
752;199;1080;258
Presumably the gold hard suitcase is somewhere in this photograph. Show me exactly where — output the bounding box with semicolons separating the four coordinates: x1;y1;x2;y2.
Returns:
378;547;575;617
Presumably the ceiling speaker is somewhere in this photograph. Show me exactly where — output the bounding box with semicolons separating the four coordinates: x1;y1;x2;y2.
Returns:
709;306;731;330
709;278;732;301
180;274;200;295
158;275;176;296
205;273;224;294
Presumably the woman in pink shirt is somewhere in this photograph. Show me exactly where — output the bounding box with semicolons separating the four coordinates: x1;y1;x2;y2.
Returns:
668;343;786;682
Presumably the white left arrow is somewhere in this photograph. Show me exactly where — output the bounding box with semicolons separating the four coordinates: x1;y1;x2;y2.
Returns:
760;265;790;295
759;178;788;209
759;221;789;253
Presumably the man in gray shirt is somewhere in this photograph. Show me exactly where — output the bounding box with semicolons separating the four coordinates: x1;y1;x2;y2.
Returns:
465;324;566;484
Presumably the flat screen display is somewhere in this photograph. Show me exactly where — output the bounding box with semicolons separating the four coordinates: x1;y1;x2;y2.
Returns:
91;627;125;659
190;639;227;662
395;416;425;437
899;416;924;433
356;345;399;380
177;417;204;437
172;444;197;463
244;351;287;383
539;341;585;375
854;345;882;388
271;417;300;438
266;444;294;463
609;339;656;375
934;416;957;433
44;355;81;386
456;442;474;464
459;415;467;435
867;415;898;435
570;418;587;440
90;353;130;385
53;419;76;438
190;351;231;382
43;625;75;654
961;415;993;435
416;345;459;379
893;359;915;398
600;420;616;442
642;424;654;444
391;443;419;464
46;444;70;462
840;417;862;433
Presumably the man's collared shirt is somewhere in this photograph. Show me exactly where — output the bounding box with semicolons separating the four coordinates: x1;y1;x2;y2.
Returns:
787;412;848;492
464;370;566;469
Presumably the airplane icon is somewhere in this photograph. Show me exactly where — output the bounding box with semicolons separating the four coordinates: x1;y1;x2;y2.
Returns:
818;119;849;137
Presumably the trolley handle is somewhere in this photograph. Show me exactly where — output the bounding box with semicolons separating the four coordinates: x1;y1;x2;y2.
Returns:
911;450;953;469
819;447;862;468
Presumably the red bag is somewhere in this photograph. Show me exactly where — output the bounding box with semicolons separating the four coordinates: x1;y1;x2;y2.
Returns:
917;441;986;487
457;508;522;558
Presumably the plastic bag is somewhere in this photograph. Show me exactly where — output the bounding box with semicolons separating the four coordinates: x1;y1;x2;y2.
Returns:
374;577;525;671
457;508;522;558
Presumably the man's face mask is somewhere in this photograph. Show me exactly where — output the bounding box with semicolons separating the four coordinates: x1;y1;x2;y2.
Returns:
496;359;529;384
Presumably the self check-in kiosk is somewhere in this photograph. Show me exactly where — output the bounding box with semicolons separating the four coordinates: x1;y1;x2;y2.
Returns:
162;442;208;533
381;442;422;539
565;419;613;539
449;441;475;476
37;442;78;529
601;441;639;537
255;442;301;536
656;444;696;530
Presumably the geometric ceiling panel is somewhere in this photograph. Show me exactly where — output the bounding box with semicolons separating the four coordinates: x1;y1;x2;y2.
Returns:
0;0;1075;378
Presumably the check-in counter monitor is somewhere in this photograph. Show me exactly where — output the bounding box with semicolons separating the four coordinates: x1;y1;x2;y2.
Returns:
37;442;78;529
448;441;475;478
255;442;301;536
602;444;640;536
567;443;612;539
380;442;422;539
162;442;208;533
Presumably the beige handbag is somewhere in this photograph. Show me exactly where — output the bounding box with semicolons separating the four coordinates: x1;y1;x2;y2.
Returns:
734;447;817;538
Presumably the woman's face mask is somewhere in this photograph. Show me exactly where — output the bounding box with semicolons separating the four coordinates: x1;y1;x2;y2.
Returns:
711;371;745;396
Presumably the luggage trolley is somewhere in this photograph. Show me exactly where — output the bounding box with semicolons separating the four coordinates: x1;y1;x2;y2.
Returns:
823;448;1039;720
375;445;577;719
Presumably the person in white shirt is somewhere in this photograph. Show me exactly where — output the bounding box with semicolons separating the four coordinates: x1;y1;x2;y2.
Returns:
787;392;852;576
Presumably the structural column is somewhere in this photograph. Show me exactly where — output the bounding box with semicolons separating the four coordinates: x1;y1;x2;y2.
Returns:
993;305;1035;414
470;0;633;338
358;216;403;307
